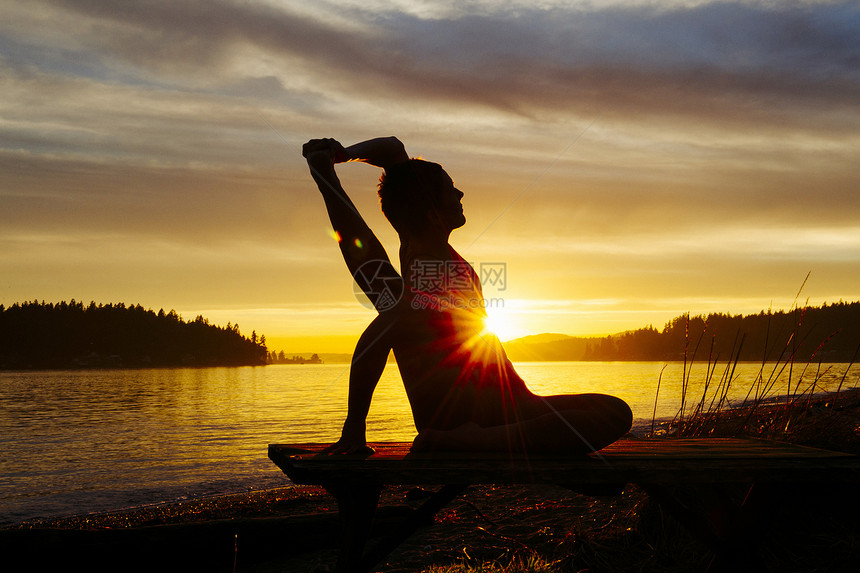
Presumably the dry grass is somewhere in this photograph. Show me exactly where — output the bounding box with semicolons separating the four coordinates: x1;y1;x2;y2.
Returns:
649;304;860;454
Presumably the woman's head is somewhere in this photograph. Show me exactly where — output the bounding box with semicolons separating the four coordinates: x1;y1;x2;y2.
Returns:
378;159;465;236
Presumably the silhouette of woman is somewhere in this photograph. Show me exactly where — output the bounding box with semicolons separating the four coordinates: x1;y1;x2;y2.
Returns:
303;137;632;453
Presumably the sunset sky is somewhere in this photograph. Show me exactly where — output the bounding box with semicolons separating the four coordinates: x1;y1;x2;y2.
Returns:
2;0;858;353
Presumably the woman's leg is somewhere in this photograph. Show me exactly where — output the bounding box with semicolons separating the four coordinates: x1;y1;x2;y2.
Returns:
511;393;633;453
411;393;632;454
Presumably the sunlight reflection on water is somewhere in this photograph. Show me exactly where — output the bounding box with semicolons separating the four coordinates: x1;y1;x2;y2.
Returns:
1;361;856;525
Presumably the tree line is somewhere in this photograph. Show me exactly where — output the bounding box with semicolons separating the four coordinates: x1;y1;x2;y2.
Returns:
0;300;268;370
581;301;860;362
267;352;323;364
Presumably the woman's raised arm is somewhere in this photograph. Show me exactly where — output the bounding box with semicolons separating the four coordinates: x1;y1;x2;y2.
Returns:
303;137;404;312
343;136;408;169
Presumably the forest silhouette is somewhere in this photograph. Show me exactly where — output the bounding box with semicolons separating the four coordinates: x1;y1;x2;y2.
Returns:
0;300;267;370
504;301;860;363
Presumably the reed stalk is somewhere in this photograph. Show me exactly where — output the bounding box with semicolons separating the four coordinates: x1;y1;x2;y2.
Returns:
651;364;668;436
832;342;860;409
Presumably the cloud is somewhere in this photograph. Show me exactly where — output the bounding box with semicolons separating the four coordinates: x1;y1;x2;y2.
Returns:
365;1;859;132
482;225;860;262
3;1;856;173
4;0;858;190
8;1;856;127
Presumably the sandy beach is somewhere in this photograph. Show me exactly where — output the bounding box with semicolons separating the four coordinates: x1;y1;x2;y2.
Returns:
5;387;860;572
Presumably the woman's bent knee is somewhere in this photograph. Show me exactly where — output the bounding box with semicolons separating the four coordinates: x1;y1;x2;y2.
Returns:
606;395;633;434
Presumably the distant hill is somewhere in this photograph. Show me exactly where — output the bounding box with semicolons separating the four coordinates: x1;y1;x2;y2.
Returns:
507;333;573;345
503;334;590;361
0;300;268;370
316;353;355;364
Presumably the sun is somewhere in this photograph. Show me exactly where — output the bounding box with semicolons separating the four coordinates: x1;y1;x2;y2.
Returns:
482;307;521;342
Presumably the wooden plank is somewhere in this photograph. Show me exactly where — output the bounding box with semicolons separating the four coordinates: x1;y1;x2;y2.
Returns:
273;458;860;486
268;438;860;487
273;438;853;460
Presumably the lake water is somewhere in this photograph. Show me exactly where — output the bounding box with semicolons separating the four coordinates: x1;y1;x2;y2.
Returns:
1;361;856;526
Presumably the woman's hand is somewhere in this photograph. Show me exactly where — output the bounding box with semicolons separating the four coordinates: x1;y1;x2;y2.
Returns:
302;138;349;164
